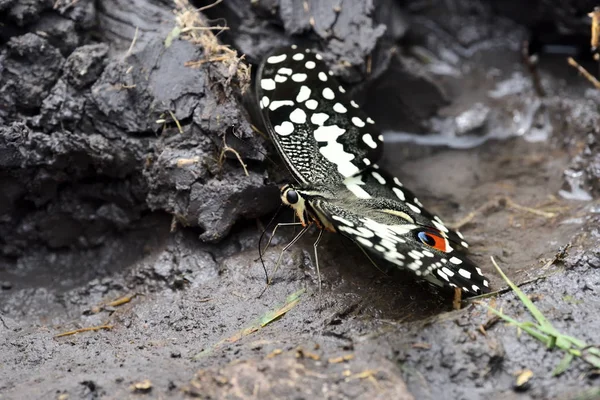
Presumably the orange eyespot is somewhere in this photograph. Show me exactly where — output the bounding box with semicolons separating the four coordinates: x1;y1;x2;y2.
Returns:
417;231;447;252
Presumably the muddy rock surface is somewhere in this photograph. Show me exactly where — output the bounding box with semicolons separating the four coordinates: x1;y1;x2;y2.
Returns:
1;0;600;399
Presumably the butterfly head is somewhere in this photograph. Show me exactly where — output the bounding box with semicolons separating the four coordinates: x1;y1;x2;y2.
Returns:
281;184;308;226
280;184;336;231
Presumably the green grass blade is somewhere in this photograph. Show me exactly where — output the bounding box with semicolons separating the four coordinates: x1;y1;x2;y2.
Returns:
491;257;557;334
552;353;574;376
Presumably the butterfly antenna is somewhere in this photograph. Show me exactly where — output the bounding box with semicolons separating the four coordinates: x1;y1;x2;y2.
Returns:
354;242;388;276
257;224;311;298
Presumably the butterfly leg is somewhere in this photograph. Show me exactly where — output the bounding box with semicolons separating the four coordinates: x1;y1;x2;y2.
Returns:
312;229;324;305
260;222;304;260
257;224;311;297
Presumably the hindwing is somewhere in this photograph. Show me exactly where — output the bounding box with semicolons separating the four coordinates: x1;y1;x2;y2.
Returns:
311;191;489;294
343;167;470;252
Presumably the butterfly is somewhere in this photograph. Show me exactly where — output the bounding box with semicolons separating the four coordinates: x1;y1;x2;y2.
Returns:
255;45;490;296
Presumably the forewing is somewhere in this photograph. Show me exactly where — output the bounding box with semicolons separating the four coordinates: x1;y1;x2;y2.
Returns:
314;198;490;295
256;45;383;185
343;167;470;251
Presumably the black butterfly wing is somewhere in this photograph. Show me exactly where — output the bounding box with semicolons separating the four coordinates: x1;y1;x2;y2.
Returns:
255;45;489;295
256;45;383;185
313;196;490;295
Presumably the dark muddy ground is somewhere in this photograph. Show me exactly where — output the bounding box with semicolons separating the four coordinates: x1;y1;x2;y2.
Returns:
1;0;600;399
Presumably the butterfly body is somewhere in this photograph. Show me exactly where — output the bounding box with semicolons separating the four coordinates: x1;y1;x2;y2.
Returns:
257;45;490;296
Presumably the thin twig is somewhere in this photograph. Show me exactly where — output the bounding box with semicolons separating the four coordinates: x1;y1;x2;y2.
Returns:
198;0;223;12
126;26;139;57
167;110;184;134
568;57;600;89
180;26;229;33
55;325;113;338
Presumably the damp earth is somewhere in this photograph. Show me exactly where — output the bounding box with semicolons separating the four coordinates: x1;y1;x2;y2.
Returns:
1;1;600;399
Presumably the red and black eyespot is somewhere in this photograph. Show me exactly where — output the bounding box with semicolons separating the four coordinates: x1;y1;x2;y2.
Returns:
417;230;447;252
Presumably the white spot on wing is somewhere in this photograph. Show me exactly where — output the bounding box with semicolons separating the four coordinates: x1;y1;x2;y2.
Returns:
339;86;346;93
458;268;471;279
260;96;270;109
441;267;454;277
461;241;469;248
362;134;377;149
363;158;371;166
356;237;374;248
305;99;318;110
450;257;463;265
313;125;359;177
350;100;359;108
352;117;365;127
274;74;287;83
296;86;311;103
322;88;335;100
344;175;371;199
269;100;294;110
337;225;375;238
293;53;304;61
310;113;329;126
274;121;294;136
289;108;306;124
267;54;287;64
332;215;354;226
333;103;347;113
346;183;371;198
433;220;449;233
367;117;375;124
407;203;421;214
371;171;385;184
277;67;293;75
261;79;276;90
315;54;323;60
318;72;327;81
393;187;405;201
305;61;316;69
292;73;307;82
437;270;449;282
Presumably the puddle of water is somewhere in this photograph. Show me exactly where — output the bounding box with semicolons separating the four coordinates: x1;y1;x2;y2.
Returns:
559;169;593;201
384;72;553;149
